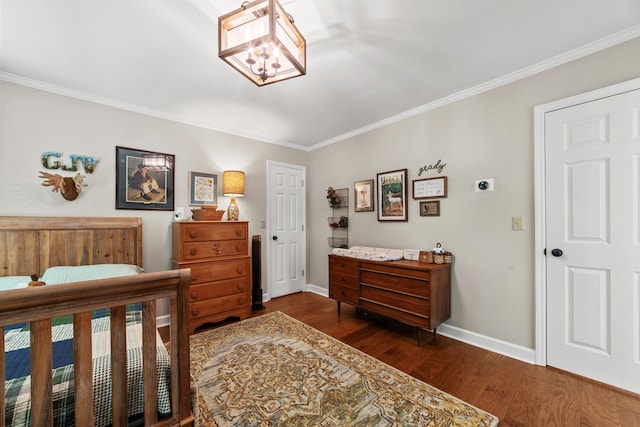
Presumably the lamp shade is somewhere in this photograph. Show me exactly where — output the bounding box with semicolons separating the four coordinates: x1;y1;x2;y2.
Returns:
223;170;245;197
218;0;306;86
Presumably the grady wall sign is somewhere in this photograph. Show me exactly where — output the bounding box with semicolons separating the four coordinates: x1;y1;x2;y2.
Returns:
417;159;447;176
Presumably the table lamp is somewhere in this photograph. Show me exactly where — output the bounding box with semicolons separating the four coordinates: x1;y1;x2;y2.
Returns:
223;170;244;221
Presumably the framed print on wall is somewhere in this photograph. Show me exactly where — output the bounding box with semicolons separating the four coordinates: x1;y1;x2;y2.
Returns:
116;146;175;211
189;171;218;206
354;179;374;212
420;200;440;216
377;169;408;221
412;176;448;199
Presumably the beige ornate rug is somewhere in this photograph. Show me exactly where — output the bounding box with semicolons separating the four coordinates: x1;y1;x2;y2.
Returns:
189;311;499;426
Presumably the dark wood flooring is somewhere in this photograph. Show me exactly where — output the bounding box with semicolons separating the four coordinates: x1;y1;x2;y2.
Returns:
254;291;640;427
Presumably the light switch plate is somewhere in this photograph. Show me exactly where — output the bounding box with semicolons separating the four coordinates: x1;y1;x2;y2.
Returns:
512;216;523;230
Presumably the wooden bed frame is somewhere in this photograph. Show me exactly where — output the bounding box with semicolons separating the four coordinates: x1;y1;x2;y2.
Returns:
0;216;193;426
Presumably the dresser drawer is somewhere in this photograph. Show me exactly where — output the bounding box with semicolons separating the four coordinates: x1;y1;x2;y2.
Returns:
329;269;358;289
329;256;358;275
360;269;429;298
360;284;430;314
189;278;249;301
329;284;359;305
179;223;246;242
359;298;431;329
181;240;247;260
360;261;430;280
186;258;249;284
189;293;248;319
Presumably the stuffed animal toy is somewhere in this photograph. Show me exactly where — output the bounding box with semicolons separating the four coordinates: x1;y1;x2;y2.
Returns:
28;274;46;287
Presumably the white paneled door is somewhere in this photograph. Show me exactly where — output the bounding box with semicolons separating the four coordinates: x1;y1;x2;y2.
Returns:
267;161;306;299
544;87;640;393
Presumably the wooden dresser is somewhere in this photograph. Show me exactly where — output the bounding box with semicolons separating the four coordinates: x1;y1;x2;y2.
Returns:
172;221;250;334
329;254;451;344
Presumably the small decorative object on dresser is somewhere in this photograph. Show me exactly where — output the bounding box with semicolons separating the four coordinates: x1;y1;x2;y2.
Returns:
172;220;250;333
191;205;225;221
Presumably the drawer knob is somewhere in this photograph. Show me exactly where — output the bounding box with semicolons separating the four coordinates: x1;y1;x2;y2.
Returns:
191;308;199;316
340;276;346;282
237;268;244;275
191;292;198;299
189;248;198;256
191;274;198;282
236;244;243;252
341;263;345;268
341;290;345;296
237;297;245;306
237;283;245;290
212;243;222;255
235;229;242;236
189;231;198;238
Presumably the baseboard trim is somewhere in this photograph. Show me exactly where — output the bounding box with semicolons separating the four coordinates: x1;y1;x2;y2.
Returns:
436;323;536;365
303;285;536;365
306;284;329;298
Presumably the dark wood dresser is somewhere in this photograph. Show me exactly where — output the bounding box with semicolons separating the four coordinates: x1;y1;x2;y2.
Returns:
172;221;250;334
329;254;451;343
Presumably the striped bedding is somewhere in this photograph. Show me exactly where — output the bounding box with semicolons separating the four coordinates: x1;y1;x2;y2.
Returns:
4;307;172;427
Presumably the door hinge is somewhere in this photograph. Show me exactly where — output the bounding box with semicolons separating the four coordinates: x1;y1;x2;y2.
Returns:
302;224;304;231
302;269;305;277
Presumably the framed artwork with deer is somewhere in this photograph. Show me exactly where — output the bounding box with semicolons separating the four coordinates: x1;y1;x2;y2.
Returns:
377;169;408;221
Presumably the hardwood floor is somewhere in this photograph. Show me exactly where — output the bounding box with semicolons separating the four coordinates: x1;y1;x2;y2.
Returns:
256;291;640;427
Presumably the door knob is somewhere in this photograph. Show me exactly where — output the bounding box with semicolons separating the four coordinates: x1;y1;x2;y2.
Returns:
551;248;563;257
272;236;278;240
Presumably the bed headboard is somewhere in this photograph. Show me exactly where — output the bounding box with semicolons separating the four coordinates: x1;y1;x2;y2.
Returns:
0;216;142;277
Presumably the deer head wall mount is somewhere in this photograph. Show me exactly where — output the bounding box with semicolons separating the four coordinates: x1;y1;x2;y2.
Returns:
39;171;87;201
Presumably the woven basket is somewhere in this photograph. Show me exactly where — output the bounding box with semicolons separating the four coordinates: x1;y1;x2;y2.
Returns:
191;206;225;221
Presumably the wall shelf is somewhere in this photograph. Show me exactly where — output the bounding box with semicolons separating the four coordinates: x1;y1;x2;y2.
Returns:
328;188;348;248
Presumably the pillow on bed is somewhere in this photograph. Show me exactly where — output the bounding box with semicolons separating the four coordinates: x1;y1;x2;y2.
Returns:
0;276;31;291
41;264;144;284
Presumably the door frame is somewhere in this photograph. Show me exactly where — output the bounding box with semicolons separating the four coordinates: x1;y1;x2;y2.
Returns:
533;76;640;365
266;160;307;300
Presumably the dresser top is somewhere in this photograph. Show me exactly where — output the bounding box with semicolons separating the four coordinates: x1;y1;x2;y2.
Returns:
329;253;451;272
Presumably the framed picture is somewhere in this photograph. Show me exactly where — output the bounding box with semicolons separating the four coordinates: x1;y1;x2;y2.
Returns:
412;176;448;199
189;171;217;206
354;179;374;212
420;200;440;217
116;146;175;211
377;169;408;221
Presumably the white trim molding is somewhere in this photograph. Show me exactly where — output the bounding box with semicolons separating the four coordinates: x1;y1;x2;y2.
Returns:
533;76;640;367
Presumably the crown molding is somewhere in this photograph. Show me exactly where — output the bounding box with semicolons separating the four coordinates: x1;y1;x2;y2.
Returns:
309;25;640;151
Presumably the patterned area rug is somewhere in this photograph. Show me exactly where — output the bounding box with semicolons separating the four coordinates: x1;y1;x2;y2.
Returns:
189;311;499;426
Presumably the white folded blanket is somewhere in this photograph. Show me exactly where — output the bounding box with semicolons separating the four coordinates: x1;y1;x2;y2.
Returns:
332;246;404;261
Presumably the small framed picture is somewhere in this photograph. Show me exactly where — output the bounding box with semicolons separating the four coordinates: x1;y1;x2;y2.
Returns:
419;250;433;263
116;146;175;211
189;171;218;206
354;179;374;212
420;200;440;217
413;176;448;199
377;169;408;221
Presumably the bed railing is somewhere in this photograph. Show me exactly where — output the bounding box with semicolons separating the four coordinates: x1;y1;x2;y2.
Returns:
0;269;193;427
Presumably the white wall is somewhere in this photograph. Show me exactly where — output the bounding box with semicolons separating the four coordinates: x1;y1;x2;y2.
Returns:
0;81;308;296
307;36;640;350
2;36;640;353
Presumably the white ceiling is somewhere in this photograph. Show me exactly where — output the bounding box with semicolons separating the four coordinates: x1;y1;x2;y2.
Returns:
1;1;640;151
